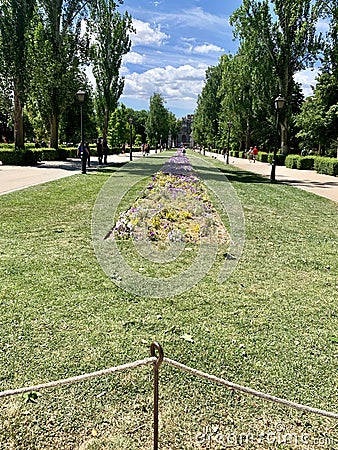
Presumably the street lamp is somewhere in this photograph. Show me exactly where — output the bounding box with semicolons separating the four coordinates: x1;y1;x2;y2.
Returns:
128;117;133;161
270;94;286;181
226;121;232;164
168;129;172;149
77;90;86;174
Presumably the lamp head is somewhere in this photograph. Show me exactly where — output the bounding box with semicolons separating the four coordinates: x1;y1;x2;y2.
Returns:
77;90;86;103
275;94;286;110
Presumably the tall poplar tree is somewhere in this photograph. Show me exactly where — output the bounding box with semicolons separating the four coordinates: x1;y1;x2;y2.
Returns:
0;0;35;148
88;0;133;141
230;0;323;152
31;0;90;149
296;2;338;154
193;64;222;148
145;93;169;147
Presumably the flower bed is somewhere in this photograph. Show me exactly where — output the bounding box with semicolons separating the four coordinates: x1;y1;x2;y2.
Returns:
107;151;229;245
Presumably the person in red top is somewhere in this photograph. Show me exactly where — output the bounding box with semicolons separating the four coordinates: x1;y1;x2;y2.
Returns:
252;146;258;162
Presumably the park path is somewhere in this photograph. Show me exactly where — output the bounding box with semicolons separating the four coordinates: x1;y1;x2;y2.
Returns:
0;155;130;195
1;150;338;203
204;150;338;203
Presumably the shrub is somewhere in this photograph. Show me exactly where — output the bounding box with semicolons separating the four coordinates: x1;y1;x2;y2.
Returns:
267;153;286;166
297;156;315;170
0;143;14;150
0;149;41;165
314;157;338;176
59;147;78;158
285;155;300;169
40;148;62;161
257;152;269;163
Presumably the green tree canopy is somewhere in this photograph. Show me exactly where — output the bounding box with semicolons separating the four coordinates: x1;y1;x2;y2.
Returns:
88;0;133;141
145;93;170;147
230;0;323;152
0;0;35;148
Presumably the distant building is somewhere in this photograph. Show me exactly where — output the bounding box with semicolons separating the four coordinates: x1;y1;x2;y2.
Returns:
178;114;194;147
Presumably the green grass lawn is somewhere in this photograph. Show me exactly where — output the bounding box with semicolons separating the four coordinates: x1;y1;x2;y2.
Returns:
0;153;337;449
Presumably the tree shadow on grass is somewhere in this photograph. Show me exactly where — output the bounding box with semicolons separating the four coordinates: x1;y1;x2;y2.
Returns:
216;167;270;185
191;161;271;185
93;157;271;186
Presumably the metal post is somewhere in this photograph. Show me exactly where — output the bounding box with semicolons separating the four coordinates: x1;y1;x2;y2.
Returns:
270;109;279;182
226;128;230;165
128;117;133;161
130;126;133;161
77;90;86;174
226;121;232;164
150;342;164;450
271;94;286;182
80;103;86;174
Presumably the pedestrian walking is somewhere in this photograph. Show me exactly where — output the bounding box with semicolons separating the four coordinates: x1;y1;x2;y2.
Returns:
102;140;109;164
77;142;89;174
96;138;103;164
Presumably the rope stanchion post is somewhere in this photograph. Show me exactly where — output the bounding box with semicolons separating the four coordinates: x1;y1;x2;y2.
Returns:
0;341;337;449
150;342;164;450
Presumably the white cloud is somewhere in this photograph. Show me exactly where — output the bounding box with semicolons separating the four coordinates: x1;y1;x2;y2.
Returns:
295;68;319;97
131;18;169;47
193;44;225;54
152;6;230;31
121;64;207;111
122;51;145;65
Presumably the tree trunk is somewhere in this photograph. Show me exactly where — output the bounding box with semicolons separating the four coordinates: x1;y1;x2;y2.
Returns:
103;107;109;142
281;116;288;154
14;80;24;149
245;115;250;150
279;70;289;154
50;114;59;149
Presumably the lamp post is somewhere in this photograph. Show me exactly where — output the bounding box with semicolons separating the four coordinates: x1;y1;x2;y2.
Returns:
270;94;286;181
128;117;133;161
77;90;86;174
226;121;232;164
168;129;172;149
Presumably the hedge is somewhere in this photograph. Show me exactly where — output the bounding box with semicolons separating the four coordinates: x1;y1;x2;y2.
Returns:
0;149;41;165
257;152;269;163
285;155;300;169
285;155;337;175
298;156;315;170
314;157;338;176
285;155;315;170
267;153;286;166
0;145;131;165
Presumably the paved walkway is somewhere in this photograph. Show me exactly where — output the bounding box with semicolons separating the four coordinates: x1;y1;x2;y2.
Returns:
0;154;130;195
205;150;338;203
1;151;338;203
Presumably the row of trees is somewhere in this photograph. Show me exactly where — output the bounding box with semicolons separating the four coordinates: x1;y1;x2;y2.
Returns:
0;0;133;149
193;0;338;156
108;93;182;150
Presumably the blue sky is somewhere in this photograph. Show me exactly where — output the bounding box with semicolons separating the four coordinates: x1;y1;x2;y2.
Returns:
117;0;324;118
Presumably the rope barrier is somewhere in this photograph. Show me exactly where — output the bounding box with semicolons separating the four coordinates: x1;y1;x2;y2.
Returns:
0;343;337;449
163;357;338;420
0;356;156;398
